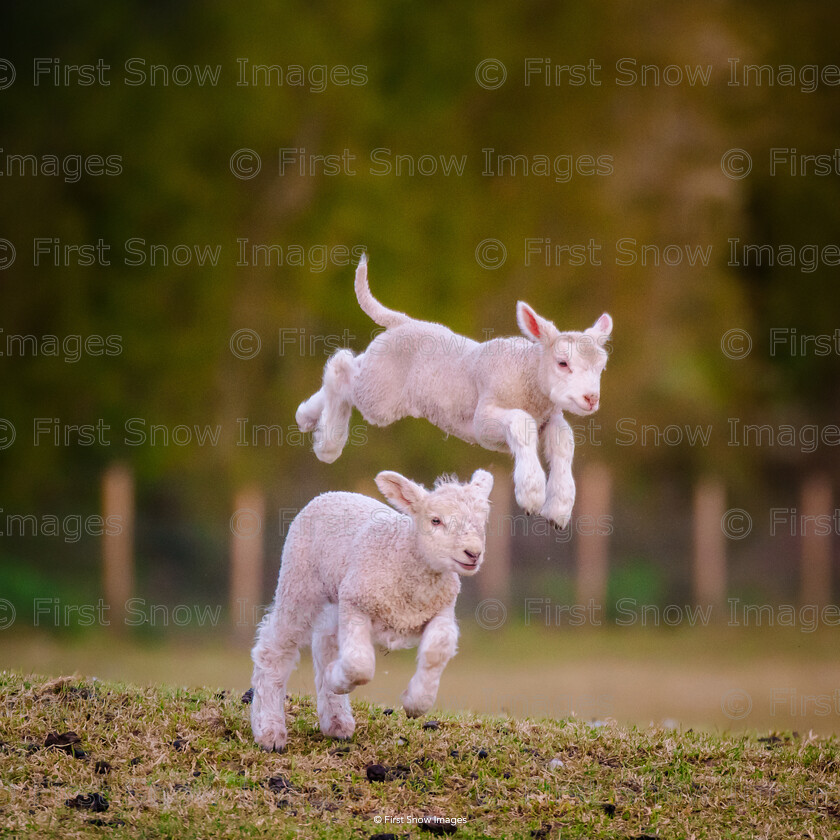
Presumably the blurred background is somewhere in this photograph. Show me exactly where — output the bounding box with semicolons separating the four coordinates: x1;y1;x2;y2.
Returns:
1;1;839;734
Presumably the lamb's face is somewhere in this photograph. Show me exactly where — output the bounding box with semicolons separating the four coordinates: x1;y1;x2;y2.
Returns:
413;484;492;576
517;302;612;417
375;469;494;577
544;329;610;416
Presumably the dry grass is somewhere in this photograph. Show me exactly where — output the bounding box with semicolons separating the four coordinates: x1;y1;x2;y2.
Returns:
1;671;839;838
4;626;840;735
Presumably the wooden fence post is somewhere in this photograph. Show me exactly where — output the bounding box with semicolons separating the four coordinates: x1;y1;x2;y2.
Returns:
800;473;832;608
479;467;513;606
102;463;135;631
575;462;612;610
693;476;727;615
230;486;265;641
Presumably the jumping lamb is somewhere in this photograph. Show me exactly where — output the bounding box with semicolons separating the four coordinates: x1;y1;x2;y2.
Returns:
296;255;612;529
250;468;494;752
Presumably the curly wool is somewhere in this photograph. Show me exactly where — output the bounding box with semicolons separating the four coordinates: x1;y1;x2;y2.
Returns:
249;468;493;752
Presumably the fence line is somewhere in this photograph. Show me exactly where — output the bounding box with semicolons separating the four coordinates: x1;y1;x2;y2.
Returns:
102;462;135;631
575;462;612;609
800;473;832;608
478;467;513;605
96;465;835;629
229;485;265;641
692;476;727;612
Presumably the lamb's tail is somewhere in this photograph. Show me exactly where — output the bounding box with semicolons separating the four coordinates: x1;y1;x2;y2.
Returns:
354;253;410;329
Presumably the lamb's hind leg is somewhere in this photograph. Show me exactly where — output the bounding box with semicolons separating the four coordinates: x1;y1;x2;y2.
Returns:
301;349;356;463
250;596;319;752
312;606;355;740
314;349;356;462
295;389;325;433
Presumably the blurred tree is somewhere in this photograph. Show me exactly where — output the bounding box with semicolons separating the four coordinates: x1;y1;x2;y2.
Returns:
1;0;838;604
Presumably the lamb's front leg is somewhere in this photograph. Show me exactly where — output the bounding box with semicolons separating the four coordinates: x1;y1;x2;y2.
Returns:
541;411;576;529
324;603;376;695
401;613;458;718
312;607;355;740
474;403;545;514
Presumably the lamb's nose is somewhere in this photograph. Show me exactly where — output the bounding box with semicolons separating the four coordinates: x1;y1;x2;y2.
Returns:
584;393;599;409
464;549;480;562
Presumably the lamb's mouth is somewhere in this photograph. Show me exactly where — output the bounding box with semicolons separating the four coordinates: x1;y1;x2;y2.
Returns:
453;558;478;572
567;399;597;416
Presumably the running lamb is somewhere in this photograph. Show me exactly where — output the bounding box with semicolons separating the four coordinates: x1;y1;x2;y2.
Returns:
250;468;493;752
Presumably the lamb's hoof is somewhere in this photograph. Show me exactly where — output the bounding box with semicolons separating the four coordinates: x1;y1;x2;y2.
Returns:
516;497;545;517
516;496;546;516
547;510;571;530
260;743;285;753
313;444;342;464
540;499;572;531
295;404;318;433
401;691;433;719
321;715;355;740
313;429;346;464
254;727;287;753
514;476;546;515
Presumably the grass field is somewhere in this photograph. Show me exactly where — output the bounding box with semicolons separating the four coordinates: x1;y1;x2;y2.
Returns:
1;624;839;736
1;671;839;839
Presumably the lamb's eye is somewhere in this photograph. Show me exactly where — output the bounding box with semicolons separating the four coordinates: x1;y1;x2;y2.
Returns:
431;517;442;526
557;360;569;368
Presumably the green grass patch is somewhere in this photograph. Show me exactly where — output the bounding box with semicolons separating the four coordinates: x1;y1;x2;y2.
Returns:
0;671;838;838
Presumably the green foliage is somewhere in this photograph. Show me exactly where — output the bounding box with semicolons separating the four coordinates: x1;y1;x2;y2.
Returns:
2;1;839;598
606;558;666;618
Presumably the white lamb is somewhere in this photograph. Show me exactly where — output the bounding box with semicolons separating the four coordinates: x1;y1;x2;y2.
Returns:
296;255;612;529
250;468;494;752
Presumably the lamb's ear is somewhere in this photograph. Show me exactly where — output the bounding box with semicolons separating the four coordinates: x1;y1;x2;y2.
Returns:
375;471;427;513
517;302;559;345
587;312;613;338
470;469;494;499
